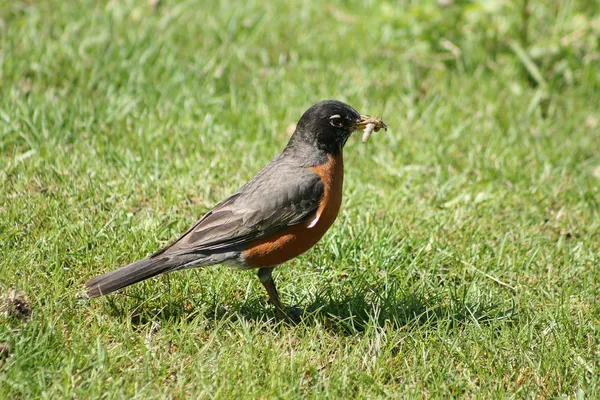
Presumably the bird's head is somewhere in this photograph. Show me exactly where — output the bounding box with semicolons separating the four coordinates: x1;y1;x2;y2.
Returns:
291;100;386;154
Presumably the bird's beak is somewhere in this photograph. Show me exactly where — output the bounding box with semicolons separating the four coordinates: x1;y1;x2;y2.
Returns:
354;114;387;132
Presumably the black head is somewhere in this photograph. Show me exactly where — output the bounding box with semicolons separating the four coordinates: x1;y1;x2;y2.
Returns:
288;100;365;155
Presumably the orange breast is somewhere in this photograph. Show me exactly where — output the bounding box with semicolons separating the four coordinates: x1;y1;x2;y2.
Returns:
242;153;344;267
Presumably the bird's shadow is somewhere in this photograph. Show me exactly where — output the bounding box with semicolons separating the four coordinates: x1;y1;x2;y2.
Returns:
102;281;516;335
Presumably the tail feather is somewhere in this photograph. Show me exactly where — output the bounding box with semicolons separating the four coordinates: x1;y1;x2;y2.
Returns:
85;256;186;298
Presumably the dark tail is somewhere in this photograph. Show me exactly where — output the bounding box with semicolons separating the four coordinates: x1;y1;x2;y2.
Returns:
85;255;194;298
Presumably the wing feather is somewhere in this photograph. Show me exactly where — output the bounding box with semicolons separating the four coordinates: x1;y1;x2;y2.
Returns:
152;159;324;257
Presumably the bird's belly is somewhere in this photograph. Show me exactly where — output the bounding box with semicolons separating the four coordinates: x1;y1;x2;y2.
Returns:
242;153;344;267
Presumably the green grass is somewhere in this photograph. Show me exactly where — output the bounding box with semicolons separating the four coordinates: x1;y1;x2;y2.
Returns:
1;0;599;397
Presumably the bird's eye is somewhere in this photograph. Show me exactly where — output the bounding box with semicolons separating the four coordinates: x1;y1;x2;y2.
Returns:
329;115;343;128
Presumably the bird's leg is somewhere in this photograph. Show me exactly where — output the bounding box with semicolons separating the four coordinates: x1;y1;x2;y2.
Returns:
257;267;303;323
257;267;285;313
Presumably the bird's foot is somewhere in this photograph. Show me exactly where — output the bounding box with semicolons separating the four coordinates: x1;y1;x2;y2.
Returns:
281;305;303;324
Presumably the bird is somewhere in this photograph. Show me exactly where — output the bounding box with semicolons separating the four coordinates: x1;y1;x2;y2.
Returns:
85;100;387;319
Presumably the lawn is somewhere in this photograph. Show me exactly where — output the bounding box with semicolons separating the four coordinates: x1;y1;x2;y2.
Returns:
1;0;599;397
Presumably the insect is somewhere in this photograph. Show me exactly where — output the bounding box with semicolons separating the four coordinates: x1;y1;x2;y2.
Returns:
360;116;387;143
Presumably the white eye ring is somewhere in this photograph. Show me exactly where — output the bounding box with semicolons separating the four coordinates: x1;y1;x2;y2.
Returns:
329;114;343;127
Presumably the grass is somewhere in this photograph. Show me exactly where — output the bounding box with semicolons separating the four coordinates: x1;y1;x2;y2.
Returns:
1;0;599;397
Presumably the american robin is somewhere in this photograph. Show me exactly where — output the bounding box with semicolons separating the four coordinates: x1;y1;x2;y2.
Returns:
85;100;387;318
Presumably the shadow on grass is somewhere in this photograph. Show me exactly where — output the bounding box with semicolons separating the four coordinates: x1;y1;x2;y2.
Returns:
100;281;516;335
297;285;516;335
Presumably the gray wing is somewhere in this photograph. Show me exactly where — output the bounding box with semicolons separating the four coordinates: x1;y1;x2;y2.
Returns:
152;157;324;257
